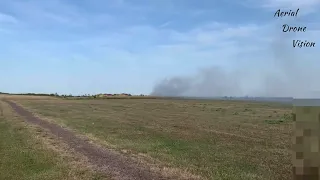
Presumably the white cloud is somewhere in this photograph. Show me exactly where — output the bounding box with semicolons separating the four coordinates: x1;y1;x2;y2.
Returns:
242;0;320;15
159;21;172;28
0;12;18;24
3;0;113;29
263;0;320;8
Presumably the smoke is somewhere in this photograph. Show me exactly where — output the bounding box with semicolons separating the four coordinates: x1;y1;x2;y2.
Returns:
151;67;245;97
151;60;319;98
151;22;320;98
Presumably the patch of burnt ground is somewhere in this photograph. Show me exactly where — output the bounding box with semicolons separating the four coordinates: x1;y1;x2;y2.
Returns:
4;100;177;180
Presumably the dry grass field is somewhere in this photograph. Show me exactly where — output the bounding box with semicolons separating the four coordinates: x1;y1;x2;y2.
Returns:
0;98;109;180
7;97;293;180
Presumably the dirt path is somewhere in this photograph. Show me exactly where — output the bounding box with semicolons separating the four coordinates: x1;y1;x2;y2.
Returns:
4;100;172;180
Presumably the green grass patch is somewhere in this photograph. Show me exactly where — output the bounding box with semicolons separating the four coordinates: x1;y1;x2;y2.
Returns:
265;113;294;124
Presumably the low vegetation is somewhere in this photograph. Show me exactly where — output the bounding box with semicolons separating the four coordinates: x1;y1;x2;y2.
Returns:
14;98;293;180
0;100;109;180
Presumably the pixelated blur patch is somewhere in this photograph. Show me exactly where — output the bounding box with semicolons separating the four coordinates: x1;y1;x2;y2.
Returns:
303;166;318;175
303;129;312;136
296;136;303;144
303;107;311;113
293;99;320;107
296;152;303;159
293;99;320;179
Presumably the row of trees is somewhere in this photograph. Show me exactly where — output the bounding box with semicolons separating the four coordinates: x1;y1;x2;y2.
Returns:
0;92;146;97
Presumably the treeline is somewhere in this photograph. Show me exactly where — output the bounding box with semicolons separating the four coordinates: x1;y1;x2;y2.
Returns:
1;92;71;97
2;93;136;98
0;92;153;99
8;93;60;96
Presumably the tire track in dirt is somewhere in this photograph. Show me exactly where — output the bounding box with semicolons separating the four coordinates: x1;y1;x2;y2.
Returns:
4;100;172;180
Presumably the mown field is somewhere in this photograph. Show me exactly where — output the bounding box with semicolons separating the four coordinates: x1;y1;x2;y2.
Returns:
8;96;293;180
0;99;109;180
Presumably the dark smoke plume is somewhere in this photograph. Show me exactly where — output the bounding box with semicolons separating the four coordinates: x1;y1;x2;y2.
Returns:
151;21;320;98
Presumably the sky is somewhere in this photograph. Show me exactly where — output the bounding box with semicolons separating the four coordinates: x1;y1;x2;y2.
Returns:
0;0;319;97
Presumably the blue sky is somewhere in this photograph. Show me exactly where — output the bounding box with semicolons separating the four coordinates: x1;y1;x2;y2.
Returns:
0;0;319;97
